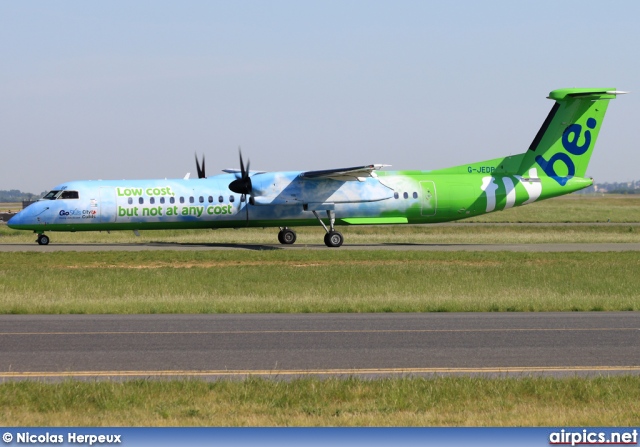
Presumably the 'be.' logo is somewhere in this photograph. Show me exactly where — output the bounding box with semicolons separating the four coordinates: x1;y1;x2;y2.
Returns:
535;117;597;186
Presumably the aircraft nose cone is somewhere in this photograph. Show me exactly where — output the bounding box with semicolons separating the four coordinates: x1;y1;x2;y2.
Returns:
7;212;22;228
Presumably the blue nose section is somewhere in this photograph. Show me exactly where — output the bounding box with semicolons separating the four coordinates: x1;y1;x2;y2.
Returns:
7;212;22;228
7;205;40;229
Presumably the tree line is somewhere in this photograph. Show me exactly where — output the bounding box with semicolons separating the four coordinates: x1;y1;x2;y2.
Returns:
0;190;45;202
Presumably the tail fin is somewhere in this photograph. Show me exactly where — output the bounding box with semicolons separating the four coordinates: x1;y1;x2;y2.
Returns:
518;88;627;185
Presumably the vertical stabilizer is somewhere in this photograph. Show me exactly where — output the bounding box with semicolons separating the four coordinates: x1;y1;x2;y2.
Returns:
518;88;626;185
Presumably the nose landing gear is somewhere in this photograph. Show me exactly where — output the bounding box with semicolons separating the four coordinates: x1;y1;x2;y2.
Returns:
36;234;50;245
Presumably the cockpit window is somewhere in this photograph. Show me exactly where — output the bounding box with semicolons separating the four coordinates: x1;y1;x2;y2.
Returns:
59;191;79;199
42;191;60;200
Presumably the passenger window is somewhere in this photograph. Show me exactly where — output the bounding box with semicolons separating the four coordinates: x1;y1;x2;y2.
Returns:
160;197;165;204
208;196;213;203
413;192;418;199
189;196;194;204
170;197;175;204
59;191;79;199
394;192;399;199
139;197;144;204
240;195;246;202
403;192;408;199
218;196;223;203
128;197;133;205
199;196;204;203
229;195;235;203
150;197;155;204
179;197;184;204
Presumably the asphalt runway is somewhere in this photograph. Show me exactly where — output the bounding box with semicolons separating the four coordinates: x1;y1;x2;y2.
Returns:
1;313;638;380
2;242;640;252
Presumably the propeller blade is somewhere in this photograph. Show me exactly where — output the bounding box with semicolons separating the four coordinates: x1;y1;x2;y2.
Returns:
238;149;245;179
195;153;206;179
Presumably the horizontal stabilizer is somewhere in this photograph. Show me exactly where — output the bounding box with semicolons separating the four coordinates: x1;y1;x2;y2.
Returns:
301;164;390;182
547;88;629;100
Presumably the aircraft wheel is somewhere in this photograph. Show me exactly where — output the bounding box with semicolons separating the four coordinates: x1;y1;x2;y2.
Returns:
324;231;343;248
279;228;297;245
37;234;50;246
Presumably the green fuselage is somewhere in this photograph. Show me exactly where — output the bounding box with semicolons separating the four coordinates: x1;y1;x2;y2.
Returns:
8;167;592;233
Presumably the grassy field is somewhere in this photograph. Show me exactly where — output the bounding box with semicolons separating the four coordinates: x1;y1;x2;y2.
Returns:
2;223;640;245
466;194;640;223
1;251;638;314
2;194;638;427
1;376;639;426
3;224;640;246
0;202;22;213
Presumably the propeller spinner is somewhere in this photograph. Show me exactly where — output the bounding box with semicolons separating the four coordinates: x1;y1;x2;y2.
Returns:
228;150;252;195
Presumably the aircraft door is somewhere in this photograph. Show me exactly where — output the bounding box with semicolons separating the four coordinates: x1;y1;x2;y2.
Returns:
99;187;117;223
420;181;437;216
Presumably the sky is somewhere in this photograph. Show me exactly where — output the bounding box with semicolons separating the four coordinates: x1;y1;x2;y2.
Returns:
1;0;638;194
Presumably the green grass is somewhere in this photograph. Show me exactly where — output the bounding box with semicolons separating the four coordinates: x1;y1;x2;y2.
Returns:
2;194;638;427
466;194;640;223
1;376;639;426
1;251;638;314
2;223;640;245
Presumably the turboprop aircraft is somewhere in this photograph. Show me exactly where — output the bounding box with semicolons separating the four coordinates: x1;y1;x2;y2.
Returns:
8;87;627;247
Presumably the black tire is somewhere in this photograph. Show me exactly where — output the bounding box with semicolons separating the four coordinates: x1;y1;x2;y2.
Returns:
37;234;50;245
277;231;285;244
324;231;343;248
281;229;296;245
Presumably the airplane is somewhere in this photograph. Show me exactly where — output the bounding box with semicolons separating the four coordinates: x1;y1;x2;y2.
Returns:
8;87;627;247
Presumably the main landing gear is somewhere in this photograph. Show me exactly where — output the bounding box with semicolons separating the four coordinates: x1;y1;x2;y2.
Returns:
276;210;344;248
36;233;50;245
277;227;297;245
313;210;343;248
323;231;344;248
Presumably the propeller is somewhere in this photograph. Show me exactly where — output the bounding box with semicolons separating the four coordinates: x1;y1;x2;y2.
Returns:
195;153;206;179
228;149;253;195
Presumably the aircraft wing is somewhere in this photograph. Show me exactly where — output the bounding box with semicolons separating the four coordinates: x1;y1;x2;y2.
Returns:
222;169;266;175
300;164;390;182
